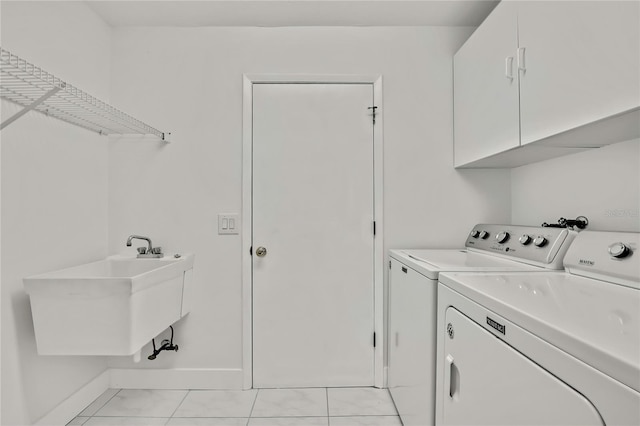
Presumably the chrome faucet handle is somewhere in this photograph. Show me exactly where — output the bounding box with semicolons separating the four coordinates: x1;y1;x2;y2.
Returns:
137;247;147;254
151;247;163;255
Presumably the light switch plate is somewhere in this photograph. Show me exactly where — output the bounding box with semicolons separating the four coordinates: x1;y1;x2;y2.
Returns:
218;214;240;235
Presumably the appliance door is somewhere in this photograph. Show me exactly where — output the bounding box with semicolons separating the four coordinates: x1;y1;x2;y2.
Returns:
441;307;604;426
388;259;436;426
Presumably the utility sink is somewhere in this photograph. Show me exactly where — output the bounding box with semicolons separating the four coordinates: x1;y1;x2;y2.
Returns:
24;254;195;356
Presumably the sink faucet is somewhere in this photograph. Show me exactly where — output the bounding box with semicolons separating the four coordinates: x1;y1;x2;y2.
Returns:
126;235;163;258
126;235;153;252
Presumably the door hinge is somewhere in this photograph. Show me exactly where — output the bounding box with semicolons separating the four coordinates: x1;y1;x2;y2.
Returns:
389;260;392;270
373;332;377;348
368;106;378;125
373;221;376;236
249;246;252;256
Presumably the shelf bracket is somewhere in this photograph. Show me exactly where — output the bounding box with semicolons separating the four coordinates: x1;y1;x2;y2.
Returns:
1;86;62;130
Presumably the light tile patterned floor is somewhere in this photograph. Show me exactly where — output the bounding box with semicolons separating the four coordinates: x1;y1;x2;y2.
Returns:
68;388;401;426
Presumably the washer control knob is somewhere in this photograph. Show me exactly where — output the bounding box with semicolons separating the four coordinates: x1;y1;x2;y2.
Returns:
470;230;480;238
533;236;547;247
479;231;490;240
519;235;532;245
608;242;631;259
495;231;510;244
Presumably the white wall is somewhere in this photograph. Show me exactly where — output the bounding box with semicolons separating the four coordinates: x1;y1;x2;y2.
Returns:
512;139;640;232
107;26;511;376
1;2;111;424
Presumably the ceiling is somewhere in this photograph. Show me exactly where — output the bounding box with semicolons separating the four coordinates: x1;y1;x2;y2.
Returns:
86;0;500;27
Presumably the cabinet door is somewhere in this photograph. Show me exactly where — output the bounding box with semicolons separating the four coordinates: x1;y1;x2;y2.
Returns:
518;1;640;145
441;307;604;426
388;259;436;426
454;1;520;167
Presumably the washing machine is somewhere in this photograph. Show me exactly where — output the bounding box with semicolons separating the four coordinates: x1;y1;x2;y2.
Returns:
388;224;578;426
435;231;640;425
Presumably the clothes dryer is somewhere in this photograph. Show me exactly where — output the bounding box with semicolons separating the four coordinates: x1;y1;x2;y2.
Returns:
435;231;639;425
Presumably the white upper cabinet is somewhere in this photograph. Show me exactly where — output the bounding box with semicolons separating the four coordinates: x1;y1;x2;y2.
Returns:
518;1;640;146
454;1;519;167
454;1;640;168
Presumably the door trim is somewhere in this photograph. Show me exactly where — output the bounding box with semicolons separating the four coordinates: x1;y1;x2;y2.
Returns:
242;74;384;389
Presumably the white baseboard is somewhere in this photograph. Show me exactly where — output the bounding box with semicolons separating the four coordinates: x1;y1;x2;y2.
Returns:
35;370;110;426
383;365;389;388
109;368;244;390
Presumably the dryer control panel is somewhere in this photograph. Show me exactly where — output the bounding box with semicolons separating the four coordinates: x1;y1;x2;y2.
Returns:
564;231;639;289
465;224;577;269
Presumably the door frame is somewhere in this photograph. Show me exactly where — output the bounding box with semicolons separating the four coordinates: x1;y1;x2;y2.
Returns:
242;74;385;389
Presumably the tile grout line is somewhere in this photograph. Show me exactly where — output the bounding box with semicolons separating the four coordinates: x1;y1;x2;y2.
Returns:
247;388;260;425
168;389;191;420
325;387;330;425
84;388;122;420
250;416;329;418
88;416;173;418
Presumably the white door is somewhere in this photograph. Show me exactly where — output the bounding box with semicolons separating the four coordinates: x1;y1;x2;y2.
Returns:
252;83;375;388
441;308;604;426
453;1;519;167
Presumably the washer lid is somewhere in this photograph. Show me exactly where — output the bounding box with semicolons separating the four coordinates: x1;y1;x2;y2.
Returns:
439;271;640;393
389;249;541;280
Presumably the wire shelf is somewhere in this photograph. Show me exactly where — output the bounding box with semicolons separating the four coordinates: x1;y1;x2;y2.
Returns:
0;47;168;140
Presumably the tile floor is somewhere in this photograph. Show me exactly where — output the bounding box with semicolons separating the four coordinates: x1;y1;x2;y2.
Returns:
67;387;401;426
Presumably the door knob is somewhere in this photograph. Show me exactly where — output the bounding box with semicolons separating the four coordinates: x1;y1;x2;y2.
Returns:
256;246;267;257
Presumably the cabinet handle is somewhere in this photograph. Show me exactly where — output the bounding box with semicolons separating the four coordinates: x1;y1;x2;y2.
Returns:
505;56;514;80
517;47;526;73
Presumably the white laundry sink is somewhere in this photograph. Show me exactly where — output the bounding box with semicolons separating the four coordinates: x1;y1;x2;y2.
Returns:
23;253;195;356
